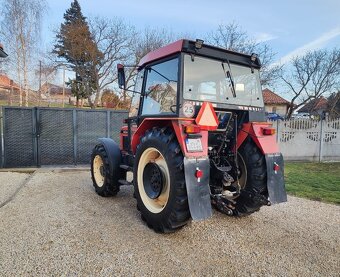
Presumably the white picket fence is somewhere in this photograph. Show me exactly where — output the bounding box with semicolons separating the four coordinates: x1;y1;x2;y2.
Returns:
270;118;340;161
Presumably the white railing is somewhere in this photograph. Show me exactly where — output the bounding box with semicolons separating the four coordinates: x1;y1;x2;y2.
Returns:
270;118;340;161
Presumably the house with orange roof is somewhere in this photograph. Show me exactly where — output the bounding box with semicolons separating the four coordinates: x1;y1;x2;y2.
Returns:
262;88;290;116
298;96;328;116
0;74;20;104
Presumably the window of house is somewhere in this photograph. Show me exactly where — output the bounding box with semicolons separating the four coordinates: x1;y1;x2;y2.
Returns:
272;106;277;113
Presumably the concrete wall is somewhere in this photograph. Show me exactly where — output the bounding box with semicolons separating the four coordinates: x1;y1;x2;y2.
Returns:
271;118;340;161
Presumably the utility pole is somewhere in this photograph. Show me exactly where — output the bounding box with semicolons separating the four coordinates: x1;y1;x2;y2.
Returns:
62;65;65;108
39;60;42;106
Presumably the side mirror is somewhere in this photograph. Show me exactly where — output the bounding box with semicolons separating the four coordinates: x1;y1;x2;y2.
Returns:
117;64;126;89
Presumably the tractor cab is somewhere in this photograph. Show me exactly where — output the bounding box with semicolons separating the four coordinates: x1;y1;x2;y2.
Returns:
119;39;265;128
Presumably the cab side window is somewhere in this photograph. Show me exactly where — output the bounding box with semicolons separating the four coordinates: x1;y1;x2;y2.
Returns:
141;58;178;115
129;69;144;117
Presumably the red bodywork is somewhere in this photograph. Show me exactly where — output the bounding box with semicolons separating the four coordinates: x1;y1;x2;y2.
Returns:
126;118;209;158
138;40;184;68
237;122;279;154
120;102;278;158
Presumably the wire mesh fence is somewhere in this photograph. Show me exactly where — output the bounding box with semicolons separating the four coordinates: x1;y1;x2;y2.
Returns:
0;106;128;168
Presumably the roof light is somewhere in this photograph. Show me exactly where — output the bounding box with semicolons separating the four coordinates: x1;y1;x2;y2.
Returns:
195;39;204;49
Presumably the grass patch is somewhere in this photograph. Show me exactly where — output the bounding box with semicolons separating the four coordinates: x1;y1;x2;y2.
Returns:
284;162;340;205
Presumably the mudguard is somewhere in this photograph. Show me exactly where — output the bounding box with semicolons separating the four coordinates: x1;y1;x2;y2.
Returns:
265;153;287;204
97;138;125;180
184;157;212;220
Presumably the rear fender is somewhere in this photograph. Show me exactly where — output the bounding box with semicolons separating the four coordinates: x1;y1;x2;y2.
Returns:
173;121;212;220
237;122;287;204
237;122;279;154
131;119;172;154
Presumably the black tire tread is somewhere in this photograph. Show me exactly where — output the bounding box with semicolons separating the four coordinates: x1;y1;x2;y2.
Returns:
134;127;190;233
233;138;268;216
91;144;120;197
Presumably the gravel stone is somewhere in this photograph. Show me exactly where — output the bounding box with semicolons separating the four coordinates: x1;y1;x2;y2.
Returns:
0;169;339;276
0;172;30;206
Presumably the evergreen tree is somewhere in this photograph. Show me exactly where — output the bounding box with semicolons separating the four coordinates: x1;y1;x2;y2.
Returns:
53;0;102;106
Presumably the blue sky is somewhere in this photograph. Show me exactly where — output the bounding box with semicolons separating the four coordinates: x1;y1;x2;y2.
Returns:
43;0;340;65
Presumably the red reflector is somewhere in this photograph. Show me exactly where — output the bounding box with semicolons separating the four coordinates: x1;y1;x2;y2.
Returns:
195;169;203;178
185;125;201;134
262;127;276;135
273;162;280;172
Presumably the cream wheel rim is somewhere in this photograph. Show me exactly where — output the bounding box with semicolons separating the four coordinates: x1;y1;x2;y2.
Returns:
137;148;170;213
93;155;105;187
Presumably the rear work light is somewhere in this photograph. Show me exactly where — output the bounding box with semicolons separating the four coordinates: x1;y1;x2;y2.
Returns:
262;127;276;136
185;125;201;134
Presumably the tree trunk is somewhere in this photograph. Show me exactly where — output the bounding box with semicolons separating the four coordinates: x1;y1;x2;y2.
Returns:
88;95;95;109
93;86;101;108
17;62;22;107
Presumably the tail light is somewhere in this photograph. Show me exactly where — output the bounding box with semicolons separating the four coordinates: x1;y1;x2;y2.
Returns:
262;127;276;136
273;162;280;173
185;125;201;134
195;168;203;182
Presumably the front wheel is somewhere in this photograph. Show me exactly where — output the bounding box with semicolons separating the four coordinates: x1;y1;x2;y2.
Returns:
134;127;190;233
91;144;120;197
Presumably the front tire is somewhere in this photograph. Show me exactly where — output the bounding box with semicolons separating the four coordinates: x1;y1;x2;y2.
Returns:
134;127;190;233
91;144;120;197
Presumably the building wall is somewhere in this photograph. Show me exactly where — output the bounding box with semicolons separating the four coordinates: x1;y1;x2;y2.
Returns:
265;104;287;115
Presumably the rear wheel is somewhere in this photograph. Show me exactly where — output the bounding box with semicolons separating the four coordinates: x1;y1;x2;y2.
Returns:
91;144;120;197
233;138;268;215
134;127;190;233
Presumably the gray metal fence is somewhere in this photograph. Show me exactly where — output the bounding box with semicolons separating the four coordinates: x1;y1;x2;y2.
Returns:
0;107;128;168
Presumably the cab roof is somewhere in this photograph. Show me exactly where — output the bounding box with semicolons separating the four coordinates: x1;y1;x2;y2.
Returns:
138;39;261;70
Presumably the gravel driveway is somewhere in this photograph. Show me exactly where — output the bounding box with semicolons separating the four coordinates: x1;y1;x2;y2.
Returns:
0;169;339;276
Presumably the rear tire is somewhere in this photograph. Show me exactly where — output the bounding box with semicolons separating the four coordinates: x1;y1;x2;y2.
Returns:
91;144;120;197
134;127;190;233
233;138;268;216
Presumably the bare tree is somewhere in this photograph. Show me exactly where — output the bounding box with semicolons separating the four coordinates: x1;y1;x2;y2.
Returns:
124;27;176;93
327;91;340;119
88;17;136;107
1;0;46;106
280;48;340;118
206;22;279;86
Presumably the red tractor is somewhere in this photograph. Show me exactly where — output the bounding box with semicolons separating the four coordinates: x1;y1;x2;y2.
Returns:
90;39;287;233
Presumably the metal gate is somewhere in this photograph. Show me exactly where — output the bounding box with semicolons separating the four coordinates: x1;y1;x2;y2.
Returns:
0;107;128;168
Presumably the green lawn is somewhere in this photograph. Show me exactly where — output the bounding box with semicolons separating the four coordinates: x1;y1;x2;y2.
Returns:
284;162;340;205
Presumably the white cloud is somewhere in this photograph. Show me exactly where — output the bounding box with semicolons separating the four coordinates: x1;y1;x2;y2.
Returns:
277;26;340;64
255;32;278;43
